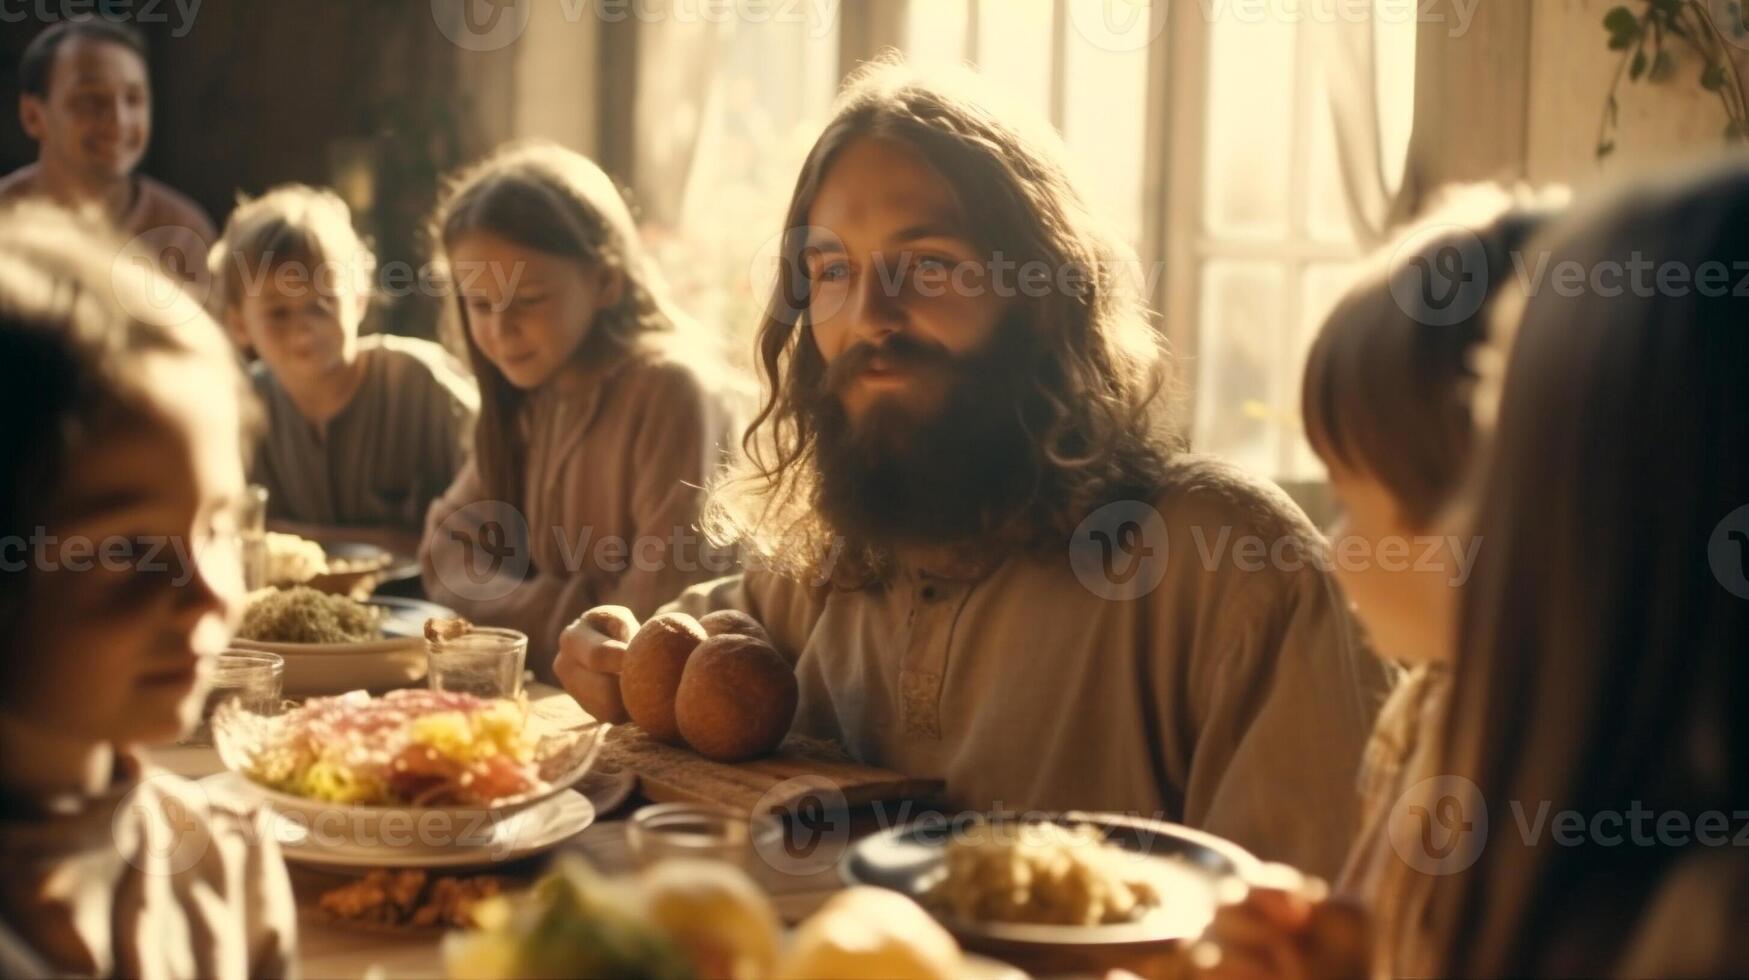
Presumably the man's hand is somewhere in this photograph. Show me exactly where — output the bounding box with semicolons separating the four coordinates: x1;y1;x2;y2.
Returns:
554;605;640;724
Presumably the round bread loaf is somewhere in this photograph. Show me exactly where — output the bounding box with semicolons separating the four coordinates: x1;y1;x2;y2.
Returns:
697;609;771;645
620;612;707;745
674;634;798;762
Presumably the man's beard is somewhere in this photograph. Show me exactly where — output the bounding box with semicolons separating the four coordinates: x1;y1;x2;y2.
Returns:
807;328;1043;550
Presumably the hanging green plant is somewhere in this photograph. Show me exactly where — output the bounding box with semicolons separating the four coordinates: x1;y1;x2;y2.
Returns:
1598;0;1749;158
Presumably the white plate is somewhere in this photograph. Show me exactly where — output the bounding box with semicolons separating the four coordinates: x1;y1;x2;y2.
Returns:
842;812;1255;948
204;772;596;869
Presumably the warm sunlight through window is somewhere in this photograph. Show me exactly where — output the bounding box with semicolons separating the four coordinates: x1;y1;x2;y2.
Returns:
904;0;1151;246
649;2;840;367
1193;2;1417;479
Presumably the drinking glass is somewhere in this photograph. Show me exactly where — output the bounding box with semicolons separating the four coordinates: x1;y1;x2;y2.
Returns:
625;803;782;871
427;626;528;698
182;650;284;746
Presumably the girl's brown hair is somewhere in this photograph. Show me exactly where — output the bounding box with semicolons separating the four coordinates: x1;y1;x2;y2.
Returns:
432;142;710;506
703;59;1177;587
0;202;253;629
1302;192;1553;527
1413;160;1749;976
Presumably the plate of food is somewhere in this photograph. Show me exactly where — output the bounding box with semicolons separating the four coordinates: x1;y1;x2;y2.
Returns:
265;531;410;598
840;812;1259;975
230;587;454;694
211;688;609;857
442;853;1025;980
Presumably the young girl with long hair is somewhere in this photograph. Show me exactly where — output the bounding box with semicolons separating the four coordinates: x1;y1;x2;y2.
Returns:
421;143;743;676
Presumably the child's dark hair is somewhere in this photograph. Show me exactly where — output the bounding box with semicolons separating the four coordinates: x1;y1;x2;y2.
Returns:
1301;190;1556;526
19;18;148;97
0;203;251;628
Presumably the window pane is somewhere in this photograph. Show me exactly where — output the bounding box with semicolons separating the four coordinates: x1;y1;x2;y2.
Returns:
1063;4;1149;246
1306;69;1354;245
976;0;1055;124
1202;9;1296;239
1194;261;1286;476
907;0;970;69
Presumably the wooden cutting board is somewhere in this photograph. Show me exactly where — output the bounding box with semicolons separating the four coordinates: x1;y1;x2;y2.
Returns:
598;726;944;817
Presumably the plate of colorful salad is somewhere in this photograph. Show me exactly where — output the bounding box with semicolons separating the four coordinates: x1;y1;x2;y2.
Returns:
211;688;609;838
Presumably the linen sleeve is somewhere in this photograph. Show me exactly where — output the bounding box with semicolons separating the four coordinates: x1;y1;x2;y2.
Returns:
1177;565;1393;879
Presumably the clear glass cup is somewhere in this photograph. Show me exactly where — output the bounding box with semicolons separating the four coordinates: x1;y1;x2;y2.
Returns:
427;626;528;698
182;650;284;746
239;484;270;591
625;803;782;871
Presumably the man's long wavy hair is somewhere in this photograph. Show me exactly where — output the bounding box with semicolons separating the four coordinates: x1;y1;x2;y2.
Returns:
702;60;1179;589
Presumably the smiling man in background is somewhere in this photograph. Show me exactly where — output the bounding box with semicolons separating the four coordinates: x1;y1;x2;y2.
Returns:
2;18;214;288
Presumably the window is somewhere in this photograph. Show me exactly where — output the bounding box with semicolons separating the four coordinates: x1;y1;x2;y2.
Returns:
645;3;841;368
902;0;1152;247
1186;4;1417;479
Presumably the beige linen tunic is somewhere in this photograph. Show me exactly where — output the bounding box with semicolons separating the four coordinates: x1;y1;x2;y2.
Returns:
422;345;742;671
0;755;296;979
660;455;1393;877
250;334;479;533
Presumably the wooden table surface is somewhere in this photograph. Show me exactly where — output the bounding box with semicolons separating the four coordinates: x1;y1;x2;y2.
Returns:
146;684;849;980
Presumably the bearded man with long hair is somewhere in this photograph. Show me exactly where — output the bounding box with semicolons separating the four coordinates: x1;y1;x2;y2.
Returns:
558;61;1390;877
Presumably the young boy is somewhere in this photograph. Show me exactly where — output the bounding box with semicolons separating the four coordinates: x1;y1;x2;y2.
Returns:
210;184;478;554
2;18;214;287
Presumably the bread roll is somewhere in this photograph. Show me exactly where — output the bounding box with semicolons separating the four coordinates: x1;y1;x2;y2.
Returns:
620;612;707;745
674;635;797;762
697;609;771;645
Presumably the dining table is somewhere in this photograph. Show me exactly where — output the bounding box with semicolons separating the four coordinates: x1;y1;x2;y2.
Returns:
145;683;853;979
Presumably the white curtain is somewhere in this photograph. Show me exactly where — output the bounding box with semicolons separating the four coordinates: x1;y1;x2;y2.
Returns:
1316;1;1413;247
